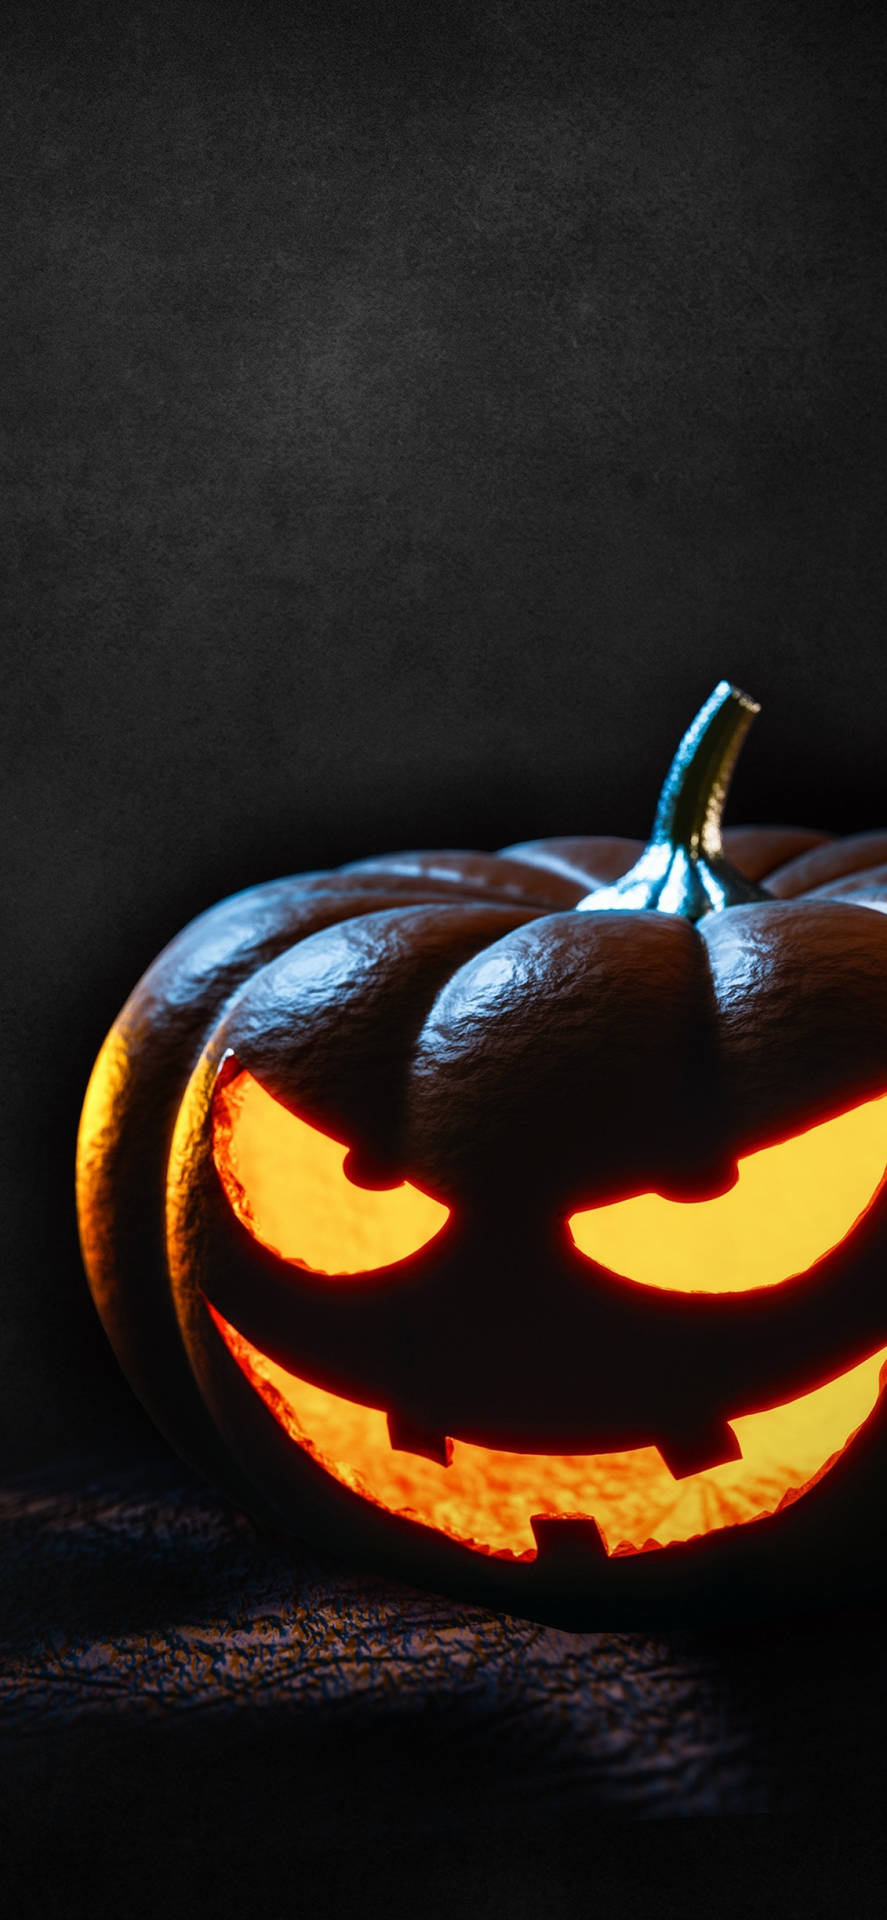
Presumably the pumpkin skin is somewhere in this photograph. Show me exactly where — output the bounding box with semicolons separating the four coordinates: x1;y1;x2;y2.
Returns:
77;689;887;1626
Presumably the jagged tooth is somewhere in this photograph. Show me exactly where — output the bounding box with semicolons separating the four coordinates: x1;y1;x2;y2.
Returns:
386;1411;453;1466
530;1513;608;1564
658;1420;742;1480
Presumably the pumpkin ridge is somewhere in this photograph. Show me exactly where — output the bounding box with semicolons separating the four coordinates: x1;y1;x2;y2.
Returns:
720;824;833;883
802;860;887;910
496;835;645;891
700;898;887;1158
339;848;582;910
200;899;540;1180
764;829;887;898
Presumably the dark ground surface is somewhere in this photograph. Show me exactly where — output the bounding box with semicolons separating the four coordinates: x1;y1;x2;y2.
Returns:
5;2;887;1909
2;1452;887;1914
0;1462;762;1823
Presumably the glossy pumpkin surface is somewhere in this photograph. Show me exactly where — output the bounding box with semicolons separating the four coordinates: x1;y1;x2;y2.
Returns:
77;686;887;1624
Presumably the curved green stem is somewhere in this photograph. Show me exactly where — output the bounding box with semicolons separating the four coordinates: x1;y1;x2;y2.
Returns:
576;681;771;922
651;681;760;859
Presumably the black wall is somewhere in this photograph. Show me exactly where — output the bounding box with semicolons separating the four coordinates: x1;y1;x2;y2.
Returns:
4;0;887;1471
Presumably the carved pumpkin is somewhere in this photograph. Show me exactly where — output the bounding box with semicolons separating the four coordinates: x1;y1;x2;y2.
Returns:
77;683;887;1625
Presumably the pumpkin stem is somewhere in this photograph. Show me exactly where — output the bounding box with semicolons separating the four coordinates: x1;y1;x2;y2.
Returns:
576;681;771;921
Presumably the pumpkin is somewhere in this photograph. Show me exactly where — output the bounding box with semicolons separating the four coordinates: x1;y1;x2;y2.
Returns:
76;682;887;1625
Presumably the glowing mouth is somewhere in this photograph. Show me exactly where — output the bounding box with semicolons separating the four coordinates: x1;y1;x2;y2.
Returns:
208;1305;887;1560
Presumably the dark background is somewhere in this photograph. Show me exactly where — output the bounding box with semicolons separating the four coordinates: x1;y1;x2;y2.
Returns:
4;0;887;1904
5;0;887;1472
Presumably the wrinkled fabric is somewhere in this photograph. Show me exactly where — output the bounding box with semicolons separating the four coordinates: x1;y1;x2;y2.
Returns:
0;1462;762;1824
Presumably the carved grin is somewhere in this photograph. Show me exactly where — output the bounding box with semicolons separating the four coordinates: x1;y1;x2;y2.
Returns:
205;1064;887;1562
208;1303;887;1561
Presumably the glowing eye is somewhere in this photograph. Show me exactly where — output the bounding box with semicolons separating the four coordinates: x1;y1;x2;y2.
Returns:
568;1091;887;1294
212;1067;449;1276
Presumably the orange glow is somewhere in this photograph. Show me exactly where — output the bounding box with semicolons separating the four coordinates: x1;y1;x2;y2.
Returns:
209;1305;887;1558
569;1092;887;1293
212;1068;449;1275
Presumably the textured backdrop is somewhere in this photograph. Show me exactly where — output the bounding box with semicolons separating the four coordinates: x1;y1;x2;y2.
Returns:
4;0;887;1470
3;0;887;1901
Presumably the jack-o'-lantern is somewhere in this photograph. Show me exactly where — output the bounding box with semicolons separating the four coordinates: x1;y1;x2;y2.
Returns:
77;683;887;1625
